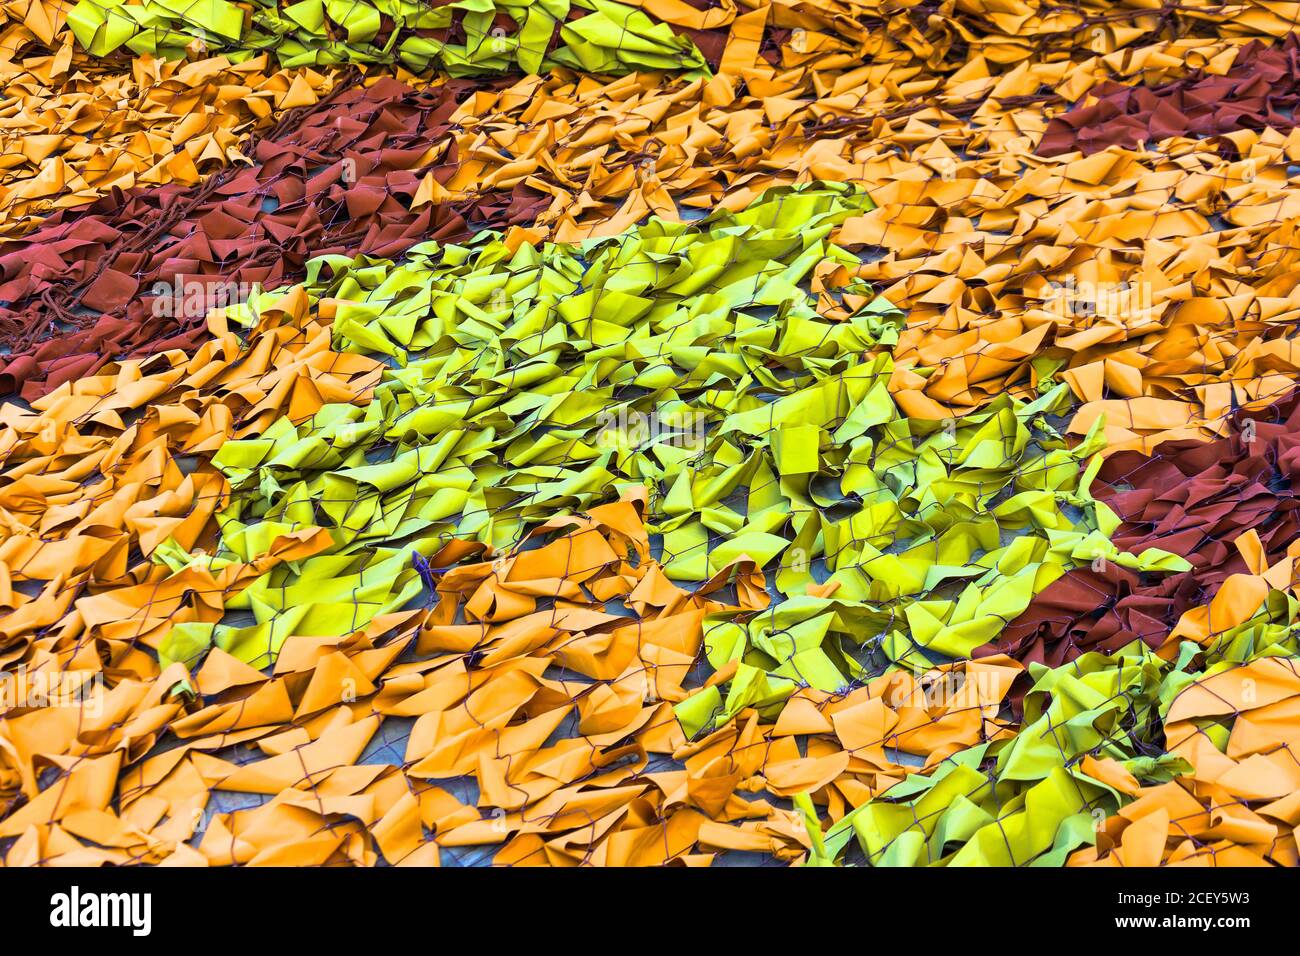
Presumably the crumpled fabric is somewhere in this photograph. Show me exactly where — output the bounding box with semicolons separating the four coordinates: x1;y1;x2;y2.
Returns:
13;0;1300;870
0;0;1236;259
1073;656;1300;867
406;32;1300;454
845;480;1300;866
978;388;1300;677
0;50;332;239
843;122;1300;451
439;30;1249;241
622;0;1300;78
0;485;1027;865
807;544;1300;867
803;642;1193;866
0;268;1033;863
64;0;708;75
0;291;384;669
0;174;1221;868
171;185;1190;687
0;75;548;401
1071;541;1300;865
1040;34;1300;156
8;0;1287;251
8;2;1300;411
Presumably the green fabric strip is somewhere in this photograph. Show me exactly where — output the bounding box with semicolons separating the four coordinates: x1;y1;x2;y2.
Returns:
66;0;710;75
157;184;1187;695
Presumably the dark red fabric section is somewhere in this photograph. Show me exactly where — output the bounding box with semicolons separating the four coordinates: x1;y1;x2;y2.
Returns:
0;76;548;401
1039;35;1300;156
977;390;1300;677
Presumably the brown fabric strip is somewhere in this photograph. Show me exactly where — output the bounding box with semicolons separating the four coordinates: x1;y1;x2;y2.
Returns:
1040;34;1300;155
978;389;1300;684
0;74;548;401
